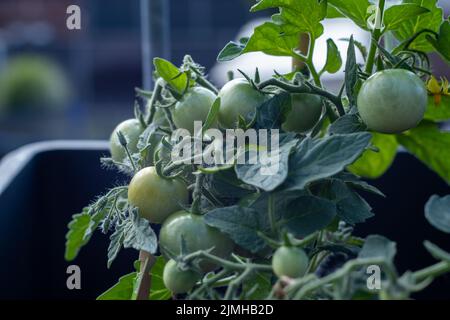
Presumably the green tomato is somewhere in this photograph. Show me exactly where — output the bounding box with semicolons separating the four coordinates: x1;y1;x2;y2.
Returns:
218;78;267;128
172;86;216;134
159;211;234;272
272;246;309;278
127;167;188;223
163;259;199;294
357;69;427;134
282;93;323;133
109;119;144;162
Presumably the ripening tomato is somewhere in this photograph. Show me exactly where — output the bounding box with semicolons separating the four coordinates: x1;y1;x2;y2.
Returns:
159;211;234;272
109;119;144;162
272;246;309;278
163;259;199;294
127;167;189;223
357;69;427;133
282;93;323;133
172;86;216;134
218;78;267;128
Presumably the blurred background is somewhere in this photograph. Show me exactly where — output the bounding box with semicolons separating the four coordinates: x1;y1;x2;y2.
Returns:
0;0;448;158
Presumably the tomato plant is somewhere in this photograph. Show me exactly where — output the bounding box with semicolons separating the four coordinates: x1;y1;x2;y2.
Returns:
65;0;450;301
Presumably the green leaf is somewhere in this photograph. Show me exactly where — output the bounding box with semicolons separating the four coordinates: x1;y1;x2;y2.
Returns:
251;0;327;40
327;4;345;19
123;214;158;254
358;235;396;264
107;226;125;268
317;180;374;224
149;256;171;300
396;121;450;184
394;0;443;52
340;38;368;61
217;38;249;62
426;18;450;63
425;195;450;233
328;0;372;30
97;257;170;300
202;97;221;133
349;133;398;179
153;58;188;93
107;212;158;268
424;94;450;122
344;36;358;106
241;22;299;58
323;39;342;74
335;172;385;197
384;4;430;31
65;210;91;261
328;114;366;135
281;195;337;237
204;206;268;253
235;135;298;192
255;92;292;129
283;132;372;191
97;272;137;300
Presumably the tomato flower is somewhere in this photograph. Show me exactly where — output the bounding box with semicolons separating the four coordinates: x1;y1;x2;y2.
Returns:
426;76;450;105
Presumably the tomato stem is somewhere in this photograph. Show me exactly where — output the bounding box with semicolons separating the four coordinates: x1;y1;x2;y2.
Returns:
182;250;273;272
364;0;386;74
258;78;345;117
307;41;322;87
413;261;450;282
191;173;204;215
146;79;163;125
224;267;253;299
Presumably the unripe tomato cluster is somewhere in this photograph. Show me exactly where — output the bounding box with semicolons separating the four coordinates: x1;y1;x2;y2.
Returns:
108;72;435;294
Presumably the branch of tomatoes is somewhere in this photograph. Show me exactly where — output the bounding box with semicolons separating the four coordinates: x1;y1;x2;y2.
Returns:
64;0;450;301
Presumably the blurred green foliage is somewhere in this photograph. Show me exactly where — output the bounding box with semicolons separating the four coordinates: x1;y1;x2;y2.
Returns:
0;54;72;115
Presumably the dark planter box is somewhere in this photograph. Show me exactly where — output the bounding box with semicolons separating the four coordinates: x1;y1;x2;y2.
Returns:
0;141;449;299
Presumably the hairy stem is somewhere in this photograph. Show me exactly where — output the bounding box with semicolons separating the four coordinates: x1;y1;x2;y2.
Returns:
183;250;272;272
146;79;163;125
191;173;204;215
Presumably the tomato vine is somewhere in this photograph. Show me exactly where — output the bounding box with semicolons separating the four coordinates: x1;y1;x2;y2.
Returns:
65;0;450;300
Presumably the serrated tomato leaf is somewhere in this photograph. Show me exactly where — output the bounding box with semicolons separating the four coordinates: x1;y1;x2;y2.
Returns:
283;132;372;191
